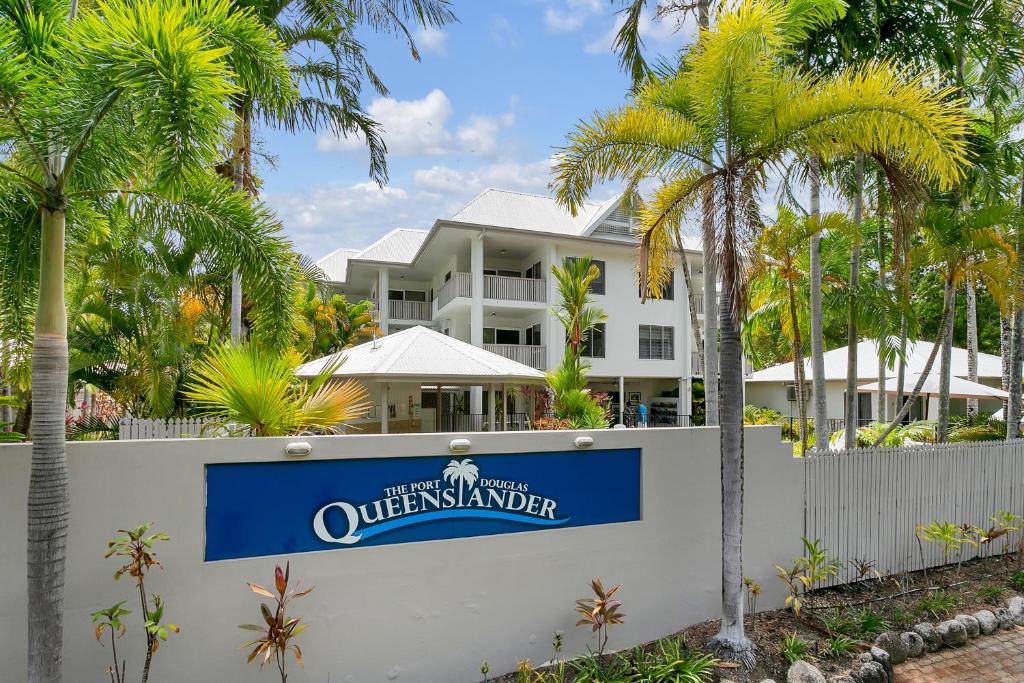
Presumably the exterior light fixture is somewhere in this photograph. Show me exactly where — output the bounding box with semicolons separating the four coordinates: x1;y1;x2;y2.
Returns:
285;441;313;457
449;438;472;453
573;435;594;449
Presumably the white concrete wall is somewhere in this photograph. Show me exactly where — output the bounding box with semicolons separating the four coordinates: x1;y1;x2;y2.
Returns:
0;427;799;683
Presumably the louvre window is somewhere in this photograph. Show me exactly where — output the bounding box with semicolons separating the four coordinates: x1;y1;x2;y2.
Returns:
639;325;674;360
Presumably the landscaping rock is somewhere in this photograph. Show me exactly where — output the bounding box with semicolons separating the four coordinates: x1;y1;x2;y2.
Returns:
851;661;887;683
954;614;980;638
973;610;998;635
937;619;968;647
1008;596;1024;625
912;622;942;652
995;607;1014;629
900;631;925;658
827;677;855;683
873;632;907;664
787;660;827;683
870;646;894;681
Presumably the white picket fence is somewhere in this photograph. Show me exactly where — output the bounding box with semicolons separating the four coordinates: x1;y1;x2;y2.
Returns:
117;417;211;440
804;439;1024;585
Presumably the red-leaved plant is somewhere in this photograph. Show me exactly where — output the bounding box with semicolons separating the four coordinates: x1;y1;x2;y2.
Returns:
575;578;624;655
240;562;313;682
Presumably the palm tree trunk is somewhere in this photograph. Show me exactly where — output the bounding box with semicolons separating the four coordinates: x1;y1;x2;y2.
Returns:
28;207;70;683
873;287;953;446
1001;313;1011;416
845;152;863;447
709;168;753;664
877;203;887;424
808;156;828;448
229;101;249;341
965;277;978;422
895;318;907;424
699;0;718;427
681;253;704;375
937;280;957;442
1008;179;1024;438
788;278;807;451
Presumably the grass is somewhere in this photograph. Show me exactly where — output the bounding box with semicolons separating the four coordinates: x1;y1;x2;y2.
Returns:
1009;570;1024;592
779;632;813;664
914;591;959;621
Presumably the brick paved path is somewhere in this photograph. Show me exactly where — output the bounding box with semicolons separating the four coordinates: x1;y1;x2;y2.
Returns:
896;627;1024;682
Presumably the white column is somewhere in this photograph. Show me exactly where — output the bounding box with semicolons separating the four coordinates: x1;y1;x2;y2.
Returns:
380;383;389;434
470;234;484;414
487;384;496;431
377;268;390;334
544;242;561;371
502;385;509;431
618;376;625;425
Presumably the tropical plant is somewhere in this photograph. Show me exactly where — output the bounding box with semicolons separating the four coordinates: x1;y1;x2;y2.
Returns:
775;537;841;615
851;607;891;637
819;609;856;637
916;520;979;574
631;639;718;683
913;591;958;620
980;511;1023;558
531;417;574;431
296;285;378;359
99;524;180;683
976;585;1006;604
0;395;25;442
442;458;479;507
1009;571;1024;592
778;632;812;664
184;342;370;436
821;634;858;659
743;577;761;618
575;578;625;656
0;1;296;677
241;562;313;683
552;0;968;661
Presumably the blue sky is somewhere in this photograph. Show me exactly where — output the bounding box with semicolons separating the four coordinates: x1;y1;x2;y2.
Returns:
259;1;696;259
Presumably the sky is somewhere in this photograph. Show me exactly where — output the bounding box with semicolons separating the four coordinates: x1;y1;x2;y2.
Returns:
259;1;697;260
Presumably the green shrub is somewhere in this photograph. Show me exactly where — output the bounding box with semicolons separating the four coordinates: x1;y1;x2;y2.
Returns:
1009;571;1024;592
852;607;891;637
976;585;1006;603
819;609;856;637
779;632;812;664
948;424;1003;442
821;635;858;658
631;639;717;683
914;591;958;620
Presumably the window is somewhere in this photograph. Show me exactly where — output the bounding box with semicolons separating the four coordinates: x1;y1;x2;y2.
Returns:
639;325;674;360
637;271;674;300
444;271;451;282
568;257;606;294
526;323;542;346
388;290;404;301
388;289;426;301
483;327;520;345
525;261;542;279
485;268;522;278
579;323;606;358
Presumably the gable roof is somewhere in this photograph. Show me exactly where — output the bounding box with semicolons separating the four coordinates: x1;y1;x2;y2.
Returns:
294;325;546;384
315;229;428;283
316;248;360;283
747;340;1003;383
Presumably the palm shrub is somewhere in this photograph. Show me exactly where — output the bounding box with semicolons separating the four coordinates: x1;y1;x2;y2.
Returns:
185;342;370;436
553;0;968;661
0;1;297;678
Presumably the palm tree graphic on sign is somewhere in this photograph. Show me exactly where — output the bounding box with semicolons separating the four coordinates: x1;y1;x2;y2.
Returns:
443;458;479;506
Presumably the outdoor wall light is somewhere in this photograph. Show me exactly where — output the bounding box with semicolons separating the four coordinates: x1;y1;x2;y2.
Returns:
285;441;313;457
449;438;472;453
573;435;594;449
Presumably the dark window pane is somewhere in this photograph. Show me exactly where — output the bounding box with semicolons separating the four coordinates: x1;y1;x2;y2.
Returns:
388;290;404;301
405;290;427;302
483;328;496;344
495;328;520;345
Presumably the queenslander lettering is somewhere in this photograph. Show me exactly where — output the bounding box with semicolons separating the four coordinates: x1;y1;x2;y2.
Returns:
313;458;567;545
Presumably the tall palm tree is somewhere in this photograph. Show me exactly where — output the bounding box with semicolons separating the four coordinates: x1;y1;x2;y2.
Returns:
227;0;456;338
552;0;968;661
0;1;296;679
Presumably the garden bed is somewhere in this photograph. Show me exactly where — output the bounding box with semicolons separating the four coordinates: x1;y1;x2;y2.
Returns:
488;553;1024;682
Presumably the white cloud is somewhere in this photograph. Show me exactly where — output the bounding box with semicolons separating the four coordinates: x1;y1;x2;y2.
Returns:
489;15;520;47
415;26;447;55
544;8;583;32
317;89;515;158
584;9;694;55
413;158;554;196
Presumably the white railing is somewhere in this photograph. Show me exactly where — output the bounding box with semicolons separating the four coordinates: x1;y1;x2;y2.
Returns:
483;344;546;370
118;417;211;439
483;275;546;303
691;351;702;374
436;272;472;309
388;299;431;321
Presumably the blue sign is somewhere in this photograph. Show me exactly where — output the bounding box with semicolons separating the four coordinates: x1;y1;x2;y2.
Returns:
205;448;641;561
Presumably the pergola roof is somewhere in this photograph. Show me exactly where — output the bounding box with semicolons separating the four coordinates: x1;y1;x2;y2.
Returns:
858;373;1008;400
294;326;547;385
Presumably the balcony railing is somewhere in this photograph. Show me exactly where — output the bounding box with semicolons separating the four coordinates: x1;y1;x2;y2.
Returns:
688;351;753;378
388;299;431;321
483;344;546;370
484;275;546;303
436;272;472;309
439;412;530;432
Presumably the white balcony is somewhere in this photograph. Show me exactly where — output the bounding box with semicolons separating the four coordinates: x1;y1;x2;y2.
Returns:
388;299;431;321
436;272;472;309
483;275;546;304
483;344;546;370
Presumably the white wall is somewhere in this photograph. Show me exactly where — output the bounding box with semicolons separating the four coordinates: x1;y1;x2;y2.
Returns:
0;428;799;683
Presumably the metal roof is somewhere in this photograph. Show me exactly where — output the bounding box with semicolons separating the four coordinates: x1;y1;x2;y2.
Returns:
450;188;612;236
316;248;360;283
294;326;547;384
747;340;1004;383
356;228;429;263
858;373;1008;400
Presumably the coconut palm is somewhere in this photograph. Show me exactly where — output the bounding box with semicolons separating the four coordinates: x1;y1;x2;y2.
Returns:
442;458;479;507
185;342;370;436
0;1;297;678
296;285;379;359
552;0;968;661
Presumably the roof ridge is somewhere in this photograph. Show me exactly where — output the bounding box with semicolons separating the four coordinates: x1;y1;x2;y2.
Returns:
374;326;422;374
481;187;600;205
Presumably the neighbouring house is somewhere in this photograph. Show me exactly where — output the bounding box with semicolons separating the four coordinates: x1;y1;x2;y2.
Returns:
745;340;1006;426
316;188;735;427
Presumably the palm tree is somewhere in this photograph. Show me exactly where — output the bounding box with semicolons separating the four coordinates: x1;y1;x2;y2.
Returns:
185;342;370;436
227;0;457;338
442;458;479;507
0;1;296;678
552;0;968;661
297;285;379;359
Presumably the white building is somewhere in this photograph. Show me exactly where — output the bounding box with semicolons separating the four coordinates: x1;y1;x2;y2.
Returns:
745;340;1006;425
317;189;716;427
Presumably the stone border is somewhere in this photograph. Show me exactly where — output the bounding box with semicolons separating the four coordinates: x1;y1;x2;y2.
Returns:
777;595;1024;683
